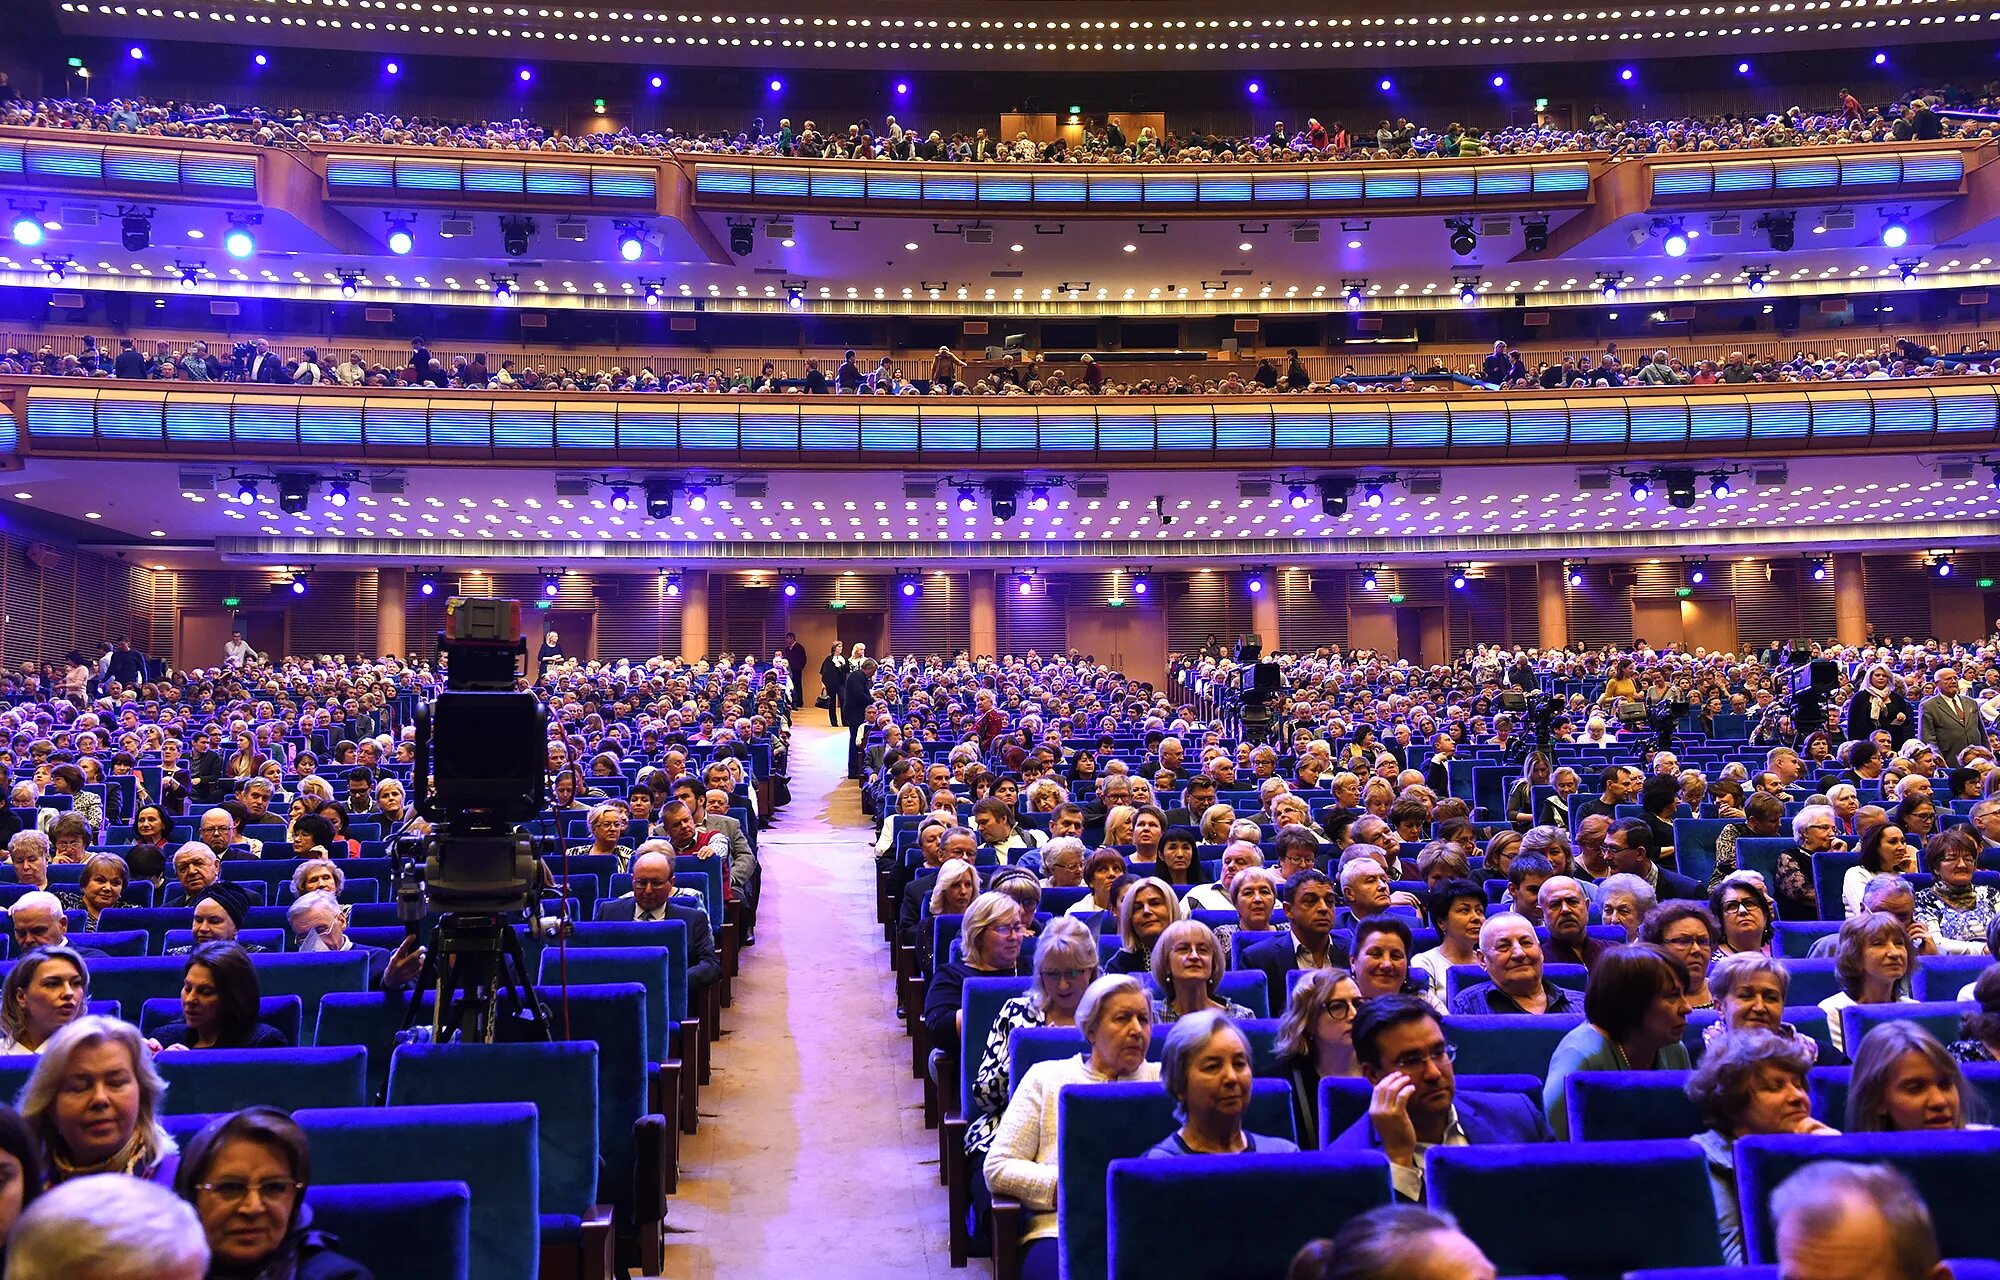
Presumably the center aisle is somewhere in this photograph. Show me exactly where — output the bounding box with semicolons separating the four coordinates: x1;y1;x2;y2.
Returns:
661;723;955;1279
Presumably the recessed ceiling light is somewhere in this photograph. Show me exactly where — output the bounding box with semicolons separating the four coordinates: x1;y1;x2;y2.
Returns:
10;492;28;500
1009;243;1024;253
148;530;165;537
1122;243;1137;253
904;241;919;251
84;512;101;519
1239;242;1253;252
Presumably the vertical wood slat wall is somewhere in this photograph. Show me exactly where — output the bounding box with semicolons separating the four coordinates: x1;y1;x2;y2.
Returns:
1165;570;1249;654
1278;568;1348;653
999;576;1069;658
889;571;970;658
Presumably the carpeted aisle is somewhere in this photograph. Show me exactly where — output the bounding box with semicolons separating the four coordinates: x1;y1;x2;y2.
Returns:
659;723;954;1278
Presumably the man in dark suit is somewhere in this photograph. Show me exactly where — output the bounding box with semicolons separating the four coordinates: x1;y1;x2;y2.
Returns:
782;631;808;707
1333;996;1552;1198
1606;818;1702;902
1162;776;1217;830
1240;870;1349;1005
185;729;225;806
594;850;723;1003
842;657;876;779
11;890;108;957
112;339;148;380
246;339;288;384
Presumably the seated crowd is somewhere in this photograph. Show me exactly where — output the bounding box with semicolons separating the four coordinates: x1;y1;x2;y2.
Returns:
0;633;792;1277
1;84;1989;164
866;633;2000;1276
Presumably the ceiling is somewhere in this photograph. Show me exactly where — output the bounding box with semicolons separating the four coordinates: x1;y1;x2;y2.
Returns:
14;452;2000;569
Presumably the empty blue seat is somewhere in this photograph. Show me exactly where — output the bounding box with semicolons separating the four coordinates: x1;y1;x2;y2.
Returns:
139;994;304;1047
249;951;370;1019
304;1180;471;1280
1431;1138;1724;1278
1107;1151;1392;1280
156;1045;365;1114
298;1103;536;1280
1773;920;1840;957
1566;1070;1703;1141
100;907;203;953
67;929;149;957
1445;1014;1585;1079
1775;958;1843;1006
68;956;184;1012
1915;956;1989;1003
314;991;427;1103
1841;1001;1971;1056
1735;1129;2000;1263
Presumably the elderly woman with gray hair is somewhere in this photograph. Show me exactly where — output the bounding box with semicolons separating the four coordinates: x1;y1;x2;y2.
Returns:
986;974;1160;1279
1149;920;1251;1023
1147;1010;1298;1157
1686;1029;1839;1263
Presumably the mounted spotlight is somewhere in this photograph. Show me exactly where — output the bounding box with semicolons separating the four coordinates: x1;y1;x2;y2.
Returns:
385;216;415;256
177;262;202;291
1451;566;1469;590
118;206;153;252
616;222;646;262
41;256;69;284
1317;477;1354;518
787;286;804;311
1660;219;1690;257
1597;273;1622;301
641;281;662;306
1245;568;1267;595
1361;568;1380;592
1567;562;1586;587
8;209;44;248
1522;217;1550;254
338;273;360;299
1687;559;1709;587
1708;471;1735;500
1360;482;1386;508
1662;468;1699;510
543;571;561;598
1628;474;1653;504
1446;218;1477;257
235;479;259;506
1930;553;1955;579
1456;278;1480;305
956;486;977;513
1881;213;1910;249
417;572;437;598
1129;569;1151;597
222;217;257;259
990;483;1019;522
326;480;350;508
782;573;800;599
1895;258;1920;284
1745;268;1769;295
728;221;755;256
1343;281;1365;308
1809;557;1830;582
276;474;312;515
663;571;683;598
1759;211;1796;253
1016;568;1036;596
288;573;308;597
492;276;516;302
898;571;923;598
644;477;674;518
686;486;707;513
1287;484;1310;511
609;484;633;512
500;215;535;257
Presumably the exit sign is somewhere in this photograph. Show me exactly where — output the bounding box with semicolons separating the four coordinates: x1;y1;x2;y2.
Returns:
222;596;241;607
828;600;847;611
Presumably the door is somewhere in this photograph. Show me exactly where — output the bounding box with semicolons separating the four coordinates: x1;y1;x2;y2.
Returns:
1681;596;1739;654
540;609;596;668
1632;596;1684;649
1069;606;1167;690
836;610;888;660
178;607;284;669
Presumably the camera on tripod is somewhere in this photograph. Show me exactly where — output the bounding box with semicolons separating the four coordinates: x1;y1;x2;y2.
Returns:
1776;651;1839;735
1229;635;1288;744
1498;687;1559;750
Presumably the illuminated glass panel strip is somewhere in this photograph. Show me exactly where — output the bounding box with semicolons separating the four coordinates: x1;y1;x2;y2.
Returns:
0;142;22;176
25;145;103;180
1363;173;1419;200
462;165;525;194
739;411;798;451
924;177;977;201
1933;389;1998;435
393;161;460;191
799;410;858;452
1033;177;1087;203
977;177;1032;203
1506;406;1567;449
0;407;17;454
614;408;676;450
1214;409;1270;451
1332;409;1390;450
1094;409;1155;451
1870;394;1932;436
1198;179;1251;203
1447;406;1506;447
231;400;297;447
491;405;554;450
1808;399;1871;439
1154;412;1213;451
590;170;655;200
1651;166;1712;197
426;405;490;448
556;407;617;450
1418;171;1475;199
363;404;426;448
1746;397;1810;441
1143;178;1197;203
325;156;393;188
25;393;95;439
1531;165;1590;193
1837;157;1903;187
917;413;979;452
810;171;865;199
523;167;590;196
1090;178;1142;203
179;156;255;188
867;173;921;200
1389;404;1449;450
1627;402;1689;445
95;398;163;441
104;152;179;185
1252;178;1308;202
1273;408;1330;451
751;171;810;198
1688;401;1749;442
1307;173;1365;201
297;402;363;448
1773;159;1839;190
1712;163;1773;193
1035;411;1095;451
858;412;918;452
978;412;1037;451
694;168;751;194
164;399;230;444
1901;153;1965;184
1566;405;1628;446
1475;169;1532;197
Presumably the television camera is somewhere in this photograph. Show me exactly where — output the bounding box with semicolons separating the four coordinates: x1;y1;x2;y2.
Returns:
1224;635;1288;745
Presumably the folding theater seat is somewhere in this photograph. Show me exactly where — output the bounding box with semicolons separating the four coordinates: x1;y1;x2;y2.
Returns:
1564;1070;1703;1141
304;1180;473;1280
155;1045;366;1113
1734;1130;2000;1264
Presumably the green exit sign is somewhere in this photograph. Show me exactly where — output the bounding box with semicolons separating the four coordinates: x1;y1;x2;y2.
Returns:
1106;597;1128;608
828;600;847;611
1980;578;1996;589
222;596;241;608
68;57;84;68
1676;587;1693;598
1387;594;1406;604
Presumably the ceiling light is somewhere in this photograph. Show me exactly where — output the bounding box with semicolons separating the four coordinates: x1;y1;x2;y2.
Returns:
543;571;561;598
1567;564;1586;587
957;487;977;513
782;573;800;599
235;479;259;506
1522;218;1549;254
663;571;682;598
1881;218;1909;249
417;572;437;597
1361;569;1379;592
1663;469;1699;510
326;481;350;508
609;484;633;512
1746;269;1768;294
1628;475;1652;504
898;572;922;598
501;215;534;258
1317;478;1352;518
644;477;674;518
1931;554;1954;579
276;474;312;515
1708;472;1734;500
1809;558;1829;582
119;209;152;252
10;213;44;248
1130;570;1150;597
1287;484;1310;510
990;485;1018;522
1245;568;1265;595
289;574;307;597
1662;221;1689;257
686;487;708;513
222;220;256;259
338;273;360;299
617;223;646;262
1360;483;1385;508
1687;560;1709;587
1027;486;1051;512
1761;211;1796;253
1447;219;1477;257
386;218;414;255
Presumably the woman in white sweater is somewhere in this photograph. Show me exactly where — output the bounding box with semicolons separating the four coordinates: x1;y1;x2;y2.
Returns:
984;973;1159;1280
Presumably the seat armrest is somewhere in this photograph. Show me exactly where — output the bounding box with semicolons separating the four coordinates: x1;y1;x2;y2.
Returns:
633;1114;669;1276
989;1194;1023;1280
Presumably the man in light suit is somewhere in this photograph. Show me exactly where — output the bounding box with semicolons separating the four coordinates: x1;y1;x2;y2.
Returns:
594;847;723;1003
1920;666;1990;770
1334;996;1553;1198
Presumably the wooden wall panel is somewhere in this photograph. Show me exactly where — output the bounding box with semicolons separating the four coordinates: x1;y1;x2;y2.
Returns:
1165;569;1247;656
1000;576;1068;658
888;570;969;659
1864;552;1934;644
1277;567;1348;653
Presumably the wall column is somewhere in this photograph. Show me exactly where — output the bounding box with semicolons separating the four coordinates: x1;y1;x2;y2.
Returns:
374;568;406;660
1537;560;1570;651
679;569;710;661
1834;553;1867;647
970;570;998;658
1251;577;1280;651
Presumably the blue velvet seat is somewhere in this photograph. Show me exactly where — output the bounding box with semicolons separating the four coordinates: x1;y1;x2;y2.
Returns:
98;907;198;954
945;975;1033;1265
1444;1013;1585;1079
249;952;370;1022
539;942;696;1134
1565;1070;1702;1141
138;994;303;1046
304;1180;472;1280
1773;920;1841;957
1915;955;1989;1002
1317;1075;1541;1149
67;929;149;957
1840;1000;1971;1056
1773;958;1843;1006
313;990;428;1103
69;956;185;1011
1431;1137;1724;1278
296;1103;538;1280
387;1042;612;1280
1444;962;1589;1002
156;1045;366;1113
1631;1267;2000;1280
1056;1078;1295;1280
160;927;288;954
1735;1130;2000;1263
1682;1007;1836;1064
1107;1151;1392;1280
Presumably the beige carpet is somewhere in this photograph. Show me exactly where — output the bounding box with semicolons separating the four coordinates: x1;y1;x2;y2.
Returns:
658;723;956;1278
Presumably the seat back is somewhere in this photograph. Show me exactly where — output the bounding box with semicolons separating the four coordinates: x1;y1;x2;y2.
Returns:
304;1180;471;1280
1058;1078;1294;1280
1774;958;1843;1006
96;907;193;954
387;1042;600;1221
1735;1129;2000;1264
959;976;1033;1120
1841;1001;1971;1057
1319;1076;1540;1149
1443;1014;1585;1079
1107;1151;1392;1280
1809;1061;2000;1128
156;1045;366;1114
73;956;185;1012
523;982;650;1224
68;929;149;957
1915;955;1989;1003
1773;920;1841;958
296;1103;537;1280
249;951;371;1016
1565;1070;1703;1141
1431;1138;1724;1279
539;943;684;1064
138;994;304;1047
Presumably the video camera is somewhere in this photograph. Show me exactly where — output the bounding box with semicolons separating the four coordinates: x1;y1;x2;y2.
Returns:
1498;687;1560;751
1775;646;1839;735
1226;635;1288;744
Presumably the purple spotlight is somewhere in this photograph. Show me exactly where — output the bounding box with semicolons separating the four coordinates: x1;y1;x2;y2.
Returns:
1247;80;1261;95
128;46;145;60
769;78;783;92
1491;73;1505;88
649;74;663;89
1619;67;1633;81
518;67;533;82
1874;52;1887;64
895;81;909;95
253;52;268;67
900;580;916;597
1246;572;1265;595
1018;577;1033;596
385;60;400;76
1379;78;1393;92
782;579;799;598
1737;60;1751;73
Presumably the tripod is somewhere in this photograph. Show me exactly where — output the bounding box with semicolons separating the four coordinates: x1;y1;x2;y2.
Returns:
399;912;549;1045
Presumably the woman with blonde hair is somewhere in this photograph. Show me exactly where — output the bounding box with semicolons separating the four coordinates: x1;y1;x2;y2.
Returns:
1104;877;1185;975
20;1016;176;1184
1273;967;1364;1148
1148;920;1249;1023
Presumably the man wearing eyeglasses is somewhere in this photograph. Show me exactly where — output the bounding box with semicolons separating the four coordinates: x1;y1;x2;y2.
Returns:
1331;995;1552;1201
1604;817;1702;903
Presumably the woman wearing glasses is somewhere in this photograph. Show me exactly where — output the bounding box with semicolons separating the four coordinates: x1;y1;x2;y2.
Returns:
1641;903;1721;1012
176;1106;374;1279
1912;827;2000;953
1273;968;1364;1148
1710;872;1777;959
1148;921;1250;1024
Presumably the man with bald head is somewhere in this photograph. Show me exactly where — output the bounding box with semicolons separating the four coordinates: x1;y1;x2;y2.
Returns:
1773;1160;1952;1280
11;889;103;956
596;843;721;1003
1538;875;1607;972
1447;914;1577;1015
